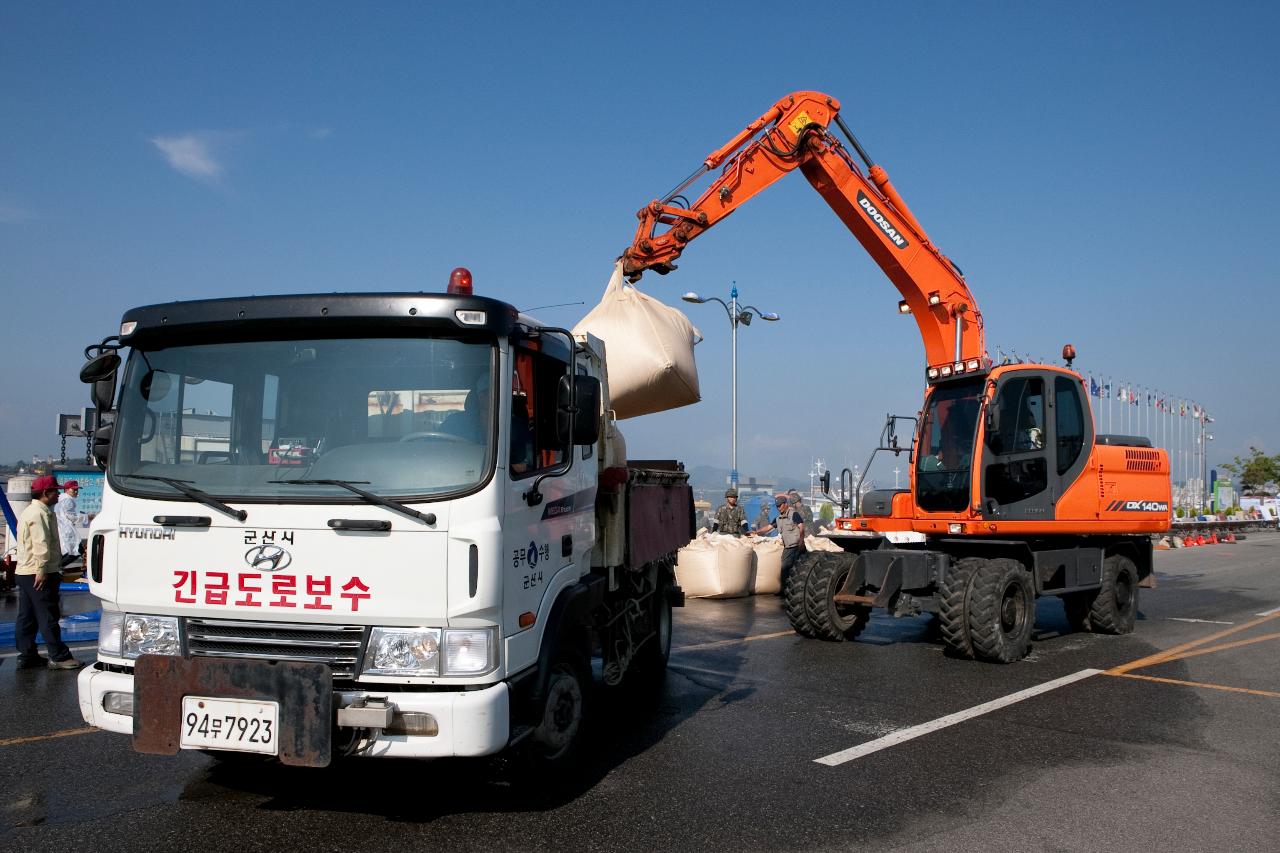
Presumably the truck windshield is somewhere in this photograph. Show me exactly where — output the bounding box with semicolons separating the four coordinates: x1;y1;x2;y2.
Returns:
915;378;983;513
109;336;496;501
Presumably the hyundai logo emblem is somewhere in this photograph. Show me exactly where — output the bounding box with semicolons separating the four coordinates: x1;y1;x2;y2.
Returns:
244;544;292;572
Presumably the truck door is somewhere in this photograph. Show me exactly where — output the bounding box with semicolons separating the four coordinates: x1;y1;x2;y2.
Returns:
501;341;593;639
980;372;1052;520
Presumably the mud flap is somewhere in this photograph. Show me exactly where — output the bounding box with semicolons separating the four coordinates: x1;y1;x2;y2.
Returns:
133;656;333;767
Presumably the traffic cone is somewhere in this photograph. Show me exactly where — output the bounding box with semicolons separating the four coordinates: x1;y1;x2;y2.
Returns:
1210;532;1219;544
1196;534;1207;546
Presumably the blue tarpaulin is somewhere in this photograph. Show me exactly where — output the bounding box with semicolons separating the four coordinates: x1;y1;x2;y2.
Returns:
0;608;100;647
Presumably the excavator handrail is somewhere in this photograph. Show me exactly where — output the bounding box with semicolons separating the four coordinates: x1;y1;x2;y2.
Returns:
621;91;987;373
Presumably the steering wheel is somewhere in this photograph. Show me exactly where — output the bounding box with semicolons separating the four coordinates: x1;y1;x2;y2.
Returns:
399;431;469;444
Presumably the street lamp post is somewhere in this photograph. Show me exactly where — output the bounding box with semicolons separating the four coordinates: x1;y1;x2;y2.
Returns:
682;282;780;488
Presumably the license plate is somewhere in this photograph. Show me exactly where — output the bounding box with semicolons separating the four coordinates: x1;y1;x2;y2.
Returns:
179;696;280;755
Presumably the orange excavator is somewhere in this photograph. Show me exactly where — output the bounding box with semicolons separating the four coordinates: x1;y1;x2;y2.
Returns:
623;91;1171;663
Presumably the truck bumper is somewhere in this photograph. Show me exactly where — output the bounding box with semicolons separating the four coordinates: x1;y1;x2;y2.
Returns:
77;662;512;759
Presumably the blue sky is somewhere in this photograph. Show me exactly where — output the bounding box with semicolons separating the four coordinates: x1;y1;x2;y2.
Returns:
2;1;1277;488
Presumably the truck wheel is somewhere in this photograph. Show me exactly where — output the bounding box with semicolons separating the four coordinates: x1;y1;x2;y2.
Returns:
938;557;984;658
805;553;871;642
1088;554;1139;635
530;647;592;769
626;578;673;689
966;558;1035;663
784;553;820;638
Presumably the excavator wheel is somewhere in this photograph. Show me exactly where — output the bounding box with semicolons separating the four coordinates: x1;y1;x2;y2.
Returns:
783;552;821;638
1087;554;1139;635
937;557;985;658
965;557;1035;664
805;553;872;642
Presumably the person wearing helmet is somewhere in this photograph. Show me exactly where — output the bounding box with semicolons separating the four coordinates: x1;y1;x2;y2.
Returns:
14;475;81;670
711;488;748;536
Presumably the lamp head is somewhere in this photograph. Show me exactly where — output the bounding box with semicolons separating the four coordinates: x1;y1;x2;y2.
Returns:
760;312;780;321
681;292;705;304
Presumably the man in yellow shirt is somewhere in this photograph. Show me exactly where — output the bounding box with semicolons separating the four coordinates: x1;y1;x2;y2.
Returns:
15;475;81;670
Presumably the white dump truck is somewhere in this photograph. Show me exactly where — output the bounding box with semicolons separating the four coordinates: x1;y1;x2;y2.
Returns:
76;269;691;767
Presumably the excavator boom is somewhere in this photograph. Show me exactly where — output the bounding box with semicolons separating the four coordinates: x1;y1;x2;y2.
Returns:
622;91;986;373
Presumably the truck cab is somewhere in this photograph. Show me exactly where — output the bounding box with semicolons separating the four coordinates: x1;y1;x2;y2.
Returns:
78;282;690;766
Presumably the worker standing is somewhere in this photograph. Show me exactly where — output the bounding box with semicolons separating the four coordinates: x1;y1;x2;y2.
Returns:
752;501;773;534
711;488;748;536
14;475;81;670
789;489;816;535
55;479;87;568
765;493;807;589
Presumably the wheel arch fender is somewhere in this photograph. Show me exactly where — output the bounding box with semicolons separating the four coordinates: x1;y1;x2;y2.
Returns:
516;575;605;714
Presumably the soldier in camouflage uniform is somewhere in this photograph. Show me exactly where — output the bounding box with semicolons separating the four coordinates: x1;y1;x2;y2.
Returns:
711;488;748;536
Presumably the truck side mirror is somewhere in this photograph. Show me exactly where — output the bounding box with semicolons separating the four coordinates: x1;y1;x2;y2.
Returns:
557;375;601;446
90;416;114;470
80;352;121;412
820;470;831;495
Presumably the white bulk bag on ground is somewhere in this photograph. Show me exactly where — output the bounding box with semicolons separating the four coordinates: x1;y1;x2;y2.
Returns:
710;536;754;599
750;537;784;594
572;262;701;420
675;534;754;599
675;538;721;598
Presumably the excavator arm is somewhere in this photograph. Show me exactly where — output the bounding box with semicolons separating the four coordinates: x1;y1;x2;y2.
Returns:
621;91;987;372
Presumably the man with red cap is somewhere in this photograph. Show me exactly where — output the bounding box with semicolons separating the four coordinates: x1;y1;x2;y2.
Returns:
14;474;80;669
56;479;88;568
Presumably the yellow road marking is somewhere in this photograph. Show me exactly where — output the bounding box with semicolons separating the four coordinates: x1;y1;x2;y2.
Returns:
1108;611;1280;674
1104;672;1280;700
673;630;794;653
0;726;100;748
1146;631;1280;667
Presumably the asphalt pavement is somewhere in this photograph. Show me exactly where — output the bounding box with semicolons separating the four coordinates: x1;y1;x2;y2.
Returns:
3;533;1279;852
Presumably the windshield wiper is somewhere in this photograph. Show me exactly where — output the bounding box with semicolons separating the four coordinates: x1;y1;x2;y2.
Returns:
117;474;248;522
270;479;435;525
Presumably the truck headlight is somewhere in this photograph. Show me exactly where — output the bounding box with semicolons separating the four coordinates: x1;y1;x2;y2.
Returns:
122;614;180;658
443;628;497;675
99;610;125;657
365;628;442;676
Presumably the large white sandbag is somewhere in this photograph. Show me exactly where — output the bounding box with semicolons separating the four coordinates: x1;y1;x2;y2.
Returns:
806;535;844;552
675;539;722;598
750;537;784;594
572;262;701;420
706;537;753;599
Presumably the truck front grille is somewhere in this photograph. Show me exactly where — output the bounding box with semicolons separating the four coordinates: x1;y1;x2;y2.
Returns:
185;618;366;680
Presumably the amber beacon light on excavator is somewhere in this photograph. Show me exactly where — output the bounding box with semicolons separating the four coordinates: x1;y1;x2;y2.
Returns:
622;91;1172;663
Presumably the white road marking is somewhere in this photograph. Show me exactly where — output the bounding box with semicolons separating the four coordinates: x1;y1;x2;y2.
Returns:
814;669;1102;766
1167;617;1235;625
1254;605;1280;617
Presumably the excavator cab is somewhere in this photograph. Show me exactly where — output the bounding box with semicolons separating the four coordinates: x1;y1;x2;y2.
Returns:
912;366;1093;522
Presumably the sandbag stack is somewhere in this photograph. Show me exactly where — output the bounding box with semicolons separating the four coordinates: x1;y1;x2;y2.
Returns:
674;532;795;598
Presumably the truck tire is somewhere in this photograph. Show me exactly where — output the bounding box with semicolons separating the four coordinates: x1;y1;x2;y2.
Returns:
805;553;871;642
937;557;984;658
529;646;592;770
1088;554;1139;635
625;577;673;690
966;557;1034;663
784;552;820;638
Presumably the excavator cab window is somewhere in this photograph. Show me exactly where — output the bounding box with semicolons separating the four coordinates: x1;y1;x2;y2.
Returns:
983;376;1049;508
915;379;982;512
